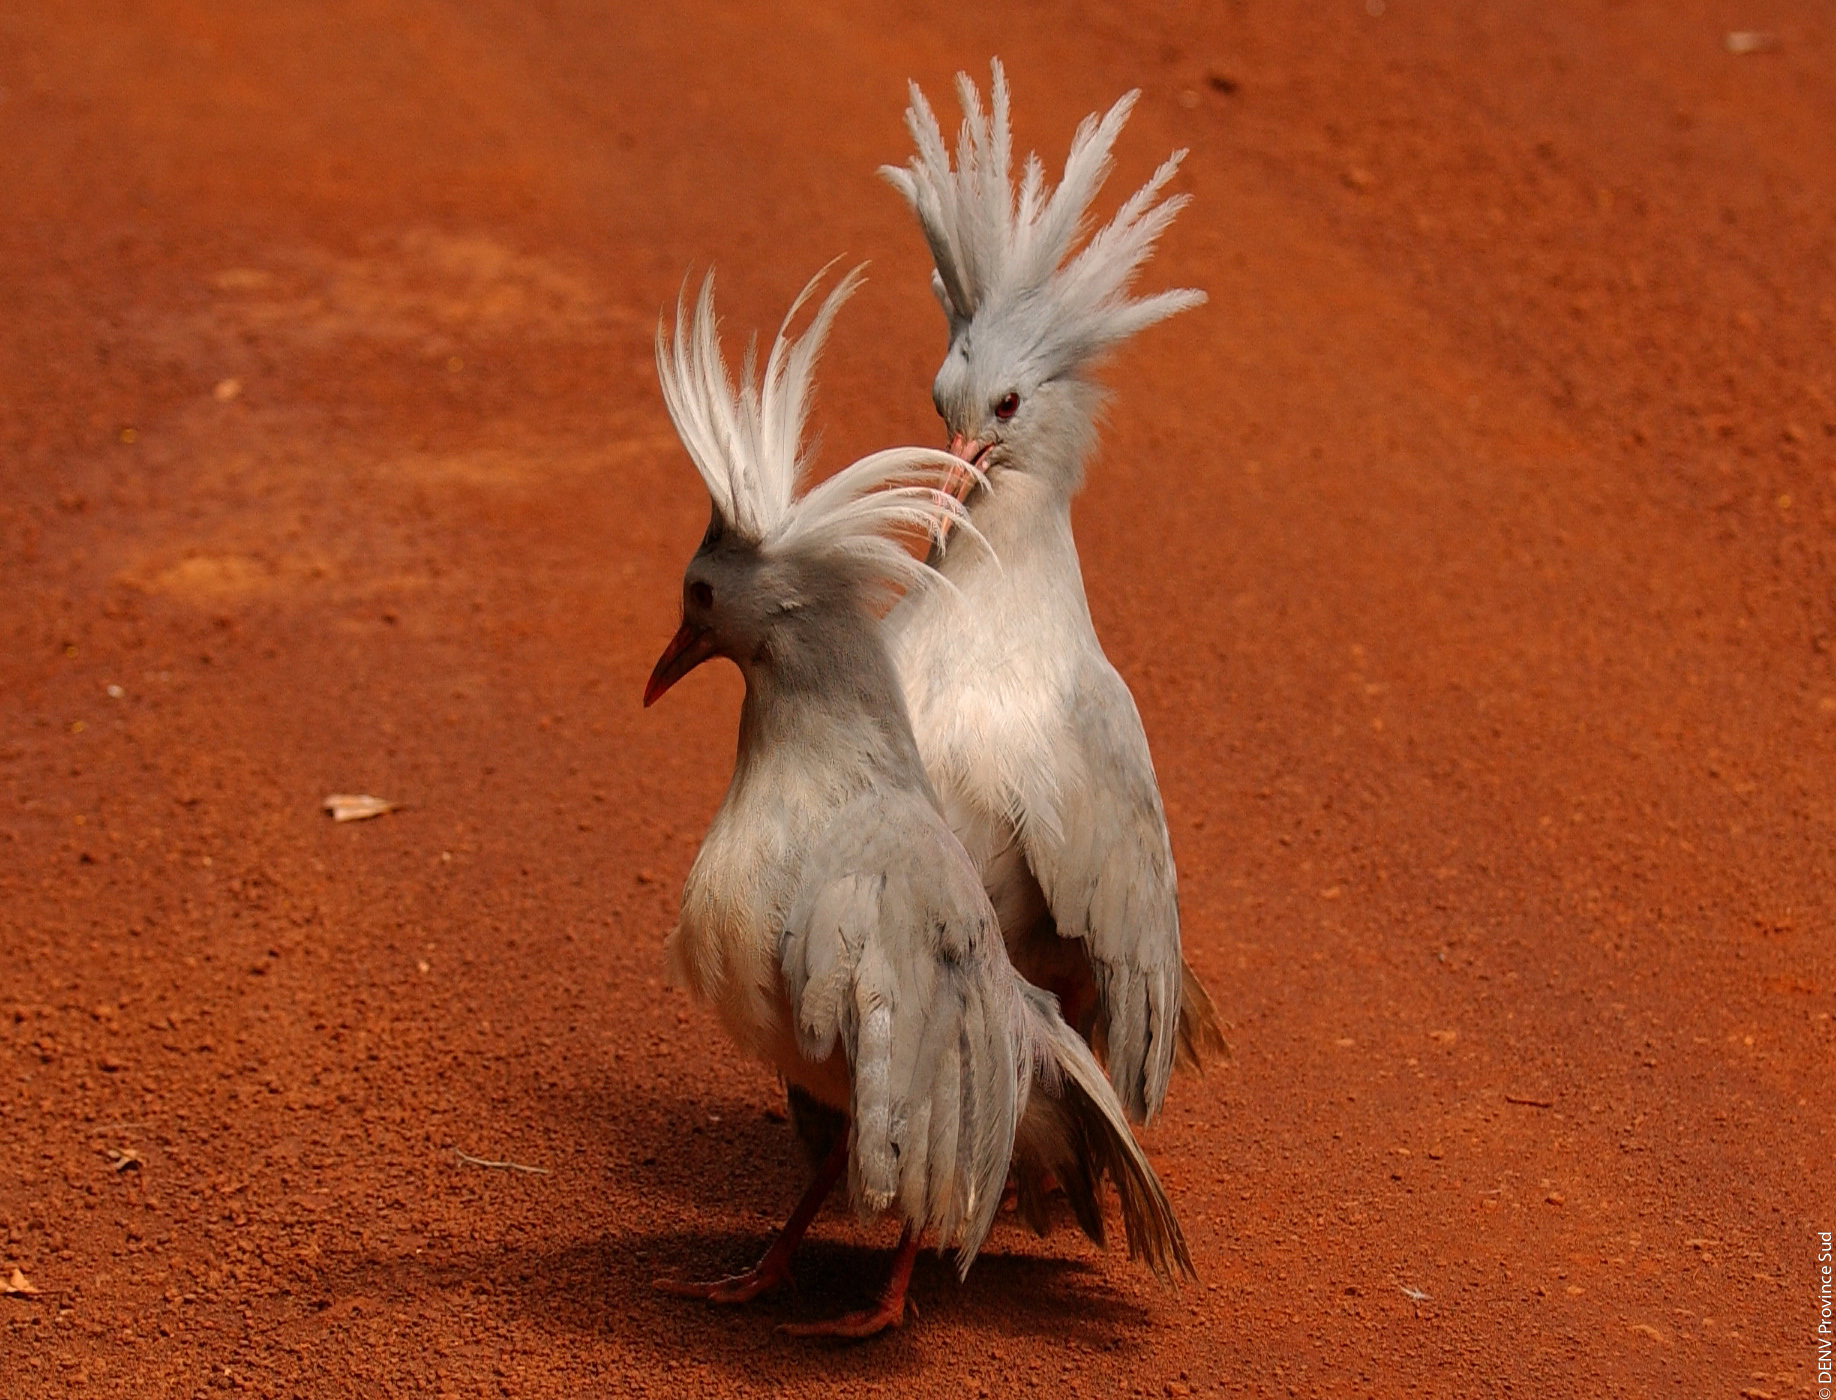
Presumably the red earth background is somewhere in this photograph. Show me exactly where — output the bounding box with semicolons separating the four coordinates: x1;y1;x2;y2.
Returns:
2;1;1833;1396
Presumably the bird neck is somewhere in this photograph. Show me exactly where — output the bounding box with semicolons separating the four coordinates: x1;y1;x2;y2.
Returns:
733;602;931;793
941;466;1083;585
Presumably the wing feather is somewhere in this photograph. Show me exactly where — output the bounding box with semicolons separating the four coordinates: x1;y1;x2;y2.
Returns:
1016;654;1182;1122
780;792;1024;1268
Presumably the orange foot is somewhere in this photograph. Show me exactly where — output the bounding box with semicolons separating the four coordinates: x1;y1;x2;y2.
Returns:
777;1295;913;1339
653;1256;792;1305
657;1133;850;1307
777;1223;919;1341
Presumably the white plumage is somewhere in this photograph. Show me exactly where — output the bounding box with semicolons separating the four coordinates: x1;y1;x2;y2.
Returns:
881;62;1204;426
656;265;972;601
882;61;1225;1125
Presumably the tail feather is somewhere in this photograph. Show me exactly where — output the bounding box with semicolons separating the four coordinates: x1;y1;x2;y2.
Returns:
1175;957;1231;1073
1014;985;1195;1284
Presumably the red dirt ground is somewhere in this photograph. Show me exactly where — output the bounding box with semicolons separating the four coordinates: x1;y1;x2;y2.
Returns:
3;2;1832;1395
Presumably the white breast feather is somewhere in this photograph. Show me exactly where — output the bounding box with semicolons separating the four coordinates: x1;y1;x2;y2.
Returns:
891;543;1088;859
670;748;833;1069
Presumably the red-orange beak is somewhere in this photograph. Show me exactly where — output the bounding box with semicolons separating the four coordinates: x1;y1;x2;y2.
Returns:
945;435;988;502
643;620;717;707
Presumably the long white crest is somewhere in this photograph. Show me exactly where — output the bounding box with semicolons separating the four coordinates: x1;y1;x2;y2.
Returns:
881;59;1204;377
655;265;981;594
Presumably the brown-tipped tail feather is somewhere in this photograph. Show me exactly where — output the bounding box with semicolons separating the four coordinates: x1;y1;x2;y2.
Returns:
1175;957;1231;1073
1013;986;1196;1285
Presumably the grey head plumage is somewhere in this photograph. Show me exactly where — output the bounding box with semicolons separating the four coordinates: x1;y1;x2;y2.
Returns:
880;59;1205;493
644;265;981;707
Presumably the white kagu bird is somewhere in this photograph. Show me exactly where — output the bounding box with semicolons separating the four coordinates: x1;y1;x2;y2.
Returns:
643;266;1192;1337
880;62;1226;1125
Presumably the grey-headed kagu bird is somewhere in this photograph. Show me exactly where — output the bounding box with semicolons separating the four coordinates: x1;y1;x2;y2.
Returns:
643;266;1192;1336
879;62;1228;1126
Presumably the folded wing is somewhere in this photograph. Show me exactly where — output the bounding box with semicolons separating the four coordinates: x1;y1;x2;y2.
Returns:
1018;654;1183;1124
780;791;1027;1275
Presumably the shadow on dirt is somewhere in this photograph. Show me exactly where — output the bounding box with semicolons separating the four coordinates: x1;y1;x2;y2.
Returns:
545;1077;814;1216
585;1086;1171;1372
323;1078;1175;1378
335;1224;1159;1383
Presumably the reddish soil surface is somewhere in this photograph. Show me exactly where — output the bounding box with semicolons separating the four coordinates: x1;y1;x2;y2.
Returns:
3;2;1832;1395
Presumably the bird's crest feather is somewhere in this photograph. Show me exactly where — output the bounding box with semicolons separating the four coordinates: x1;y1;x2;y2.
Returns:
655;265;982;595
880;60;1204;378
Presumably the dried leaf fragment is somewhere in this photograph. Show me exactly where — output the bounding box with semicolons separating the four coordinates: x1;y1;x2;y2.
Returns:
108;1147;144;1172
323;794;398;823
3;1267;39;1297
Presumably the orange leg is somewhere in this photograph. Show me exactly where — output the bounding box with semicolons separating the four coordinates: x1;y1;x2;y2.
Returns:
777;1223;920;1339
654;1130;849;1305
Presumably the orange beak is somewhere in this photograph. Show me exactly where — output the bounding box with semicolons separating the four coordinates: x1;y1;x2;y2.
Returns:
643;620;717;707
945;435;988;501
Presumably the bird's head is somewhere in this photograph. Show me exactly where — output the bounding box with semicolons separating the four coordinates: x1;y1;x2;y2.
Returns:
882;59;1205;500
646;514;857;706
928;326;1100;493
644;265;980;707
644;517;772;708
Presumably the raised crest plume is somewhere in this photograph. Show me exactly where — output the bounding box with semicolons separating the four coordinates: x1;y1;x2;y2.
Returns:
654;264;980;593
880;59;1205;378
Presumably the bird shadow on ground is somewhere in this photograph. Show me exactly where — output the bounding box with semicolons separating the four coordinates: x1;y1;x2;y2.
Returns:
546;1076;812;1217
326;1220;1160;1387
542;1231;1149;1364
306;1070;1177;1384
461;1078;1173;1371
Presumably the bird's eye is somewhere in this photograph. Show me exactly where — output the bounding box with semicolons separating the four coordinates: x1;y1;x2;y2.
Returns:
689;581;714;609
994;392;1020;421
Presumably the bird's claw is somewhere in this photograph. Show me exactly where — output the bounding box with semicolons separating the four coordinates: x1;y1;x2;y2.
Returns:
776;1294;913;1340
653;1262;792;1306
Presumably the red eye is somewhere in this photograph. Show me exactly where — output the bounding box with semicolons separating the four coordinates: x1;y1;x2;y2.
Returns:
689;581;713;609
994;392;1020;421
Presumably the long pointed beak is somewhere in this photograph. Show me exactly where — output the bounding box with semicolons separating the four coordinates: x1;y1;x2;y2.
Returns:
945;435;988;501
643;621;717;707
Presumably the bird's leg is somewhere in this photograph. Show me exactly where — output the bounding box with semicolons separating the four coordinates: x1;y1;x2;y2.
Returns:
777;1223;920;1339
654;1129;849;1305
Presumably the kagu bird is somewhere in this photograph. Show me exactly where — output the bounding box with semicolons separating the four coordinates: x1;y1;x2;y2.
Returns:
880;61;1228;1126
644;266;1191;1336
